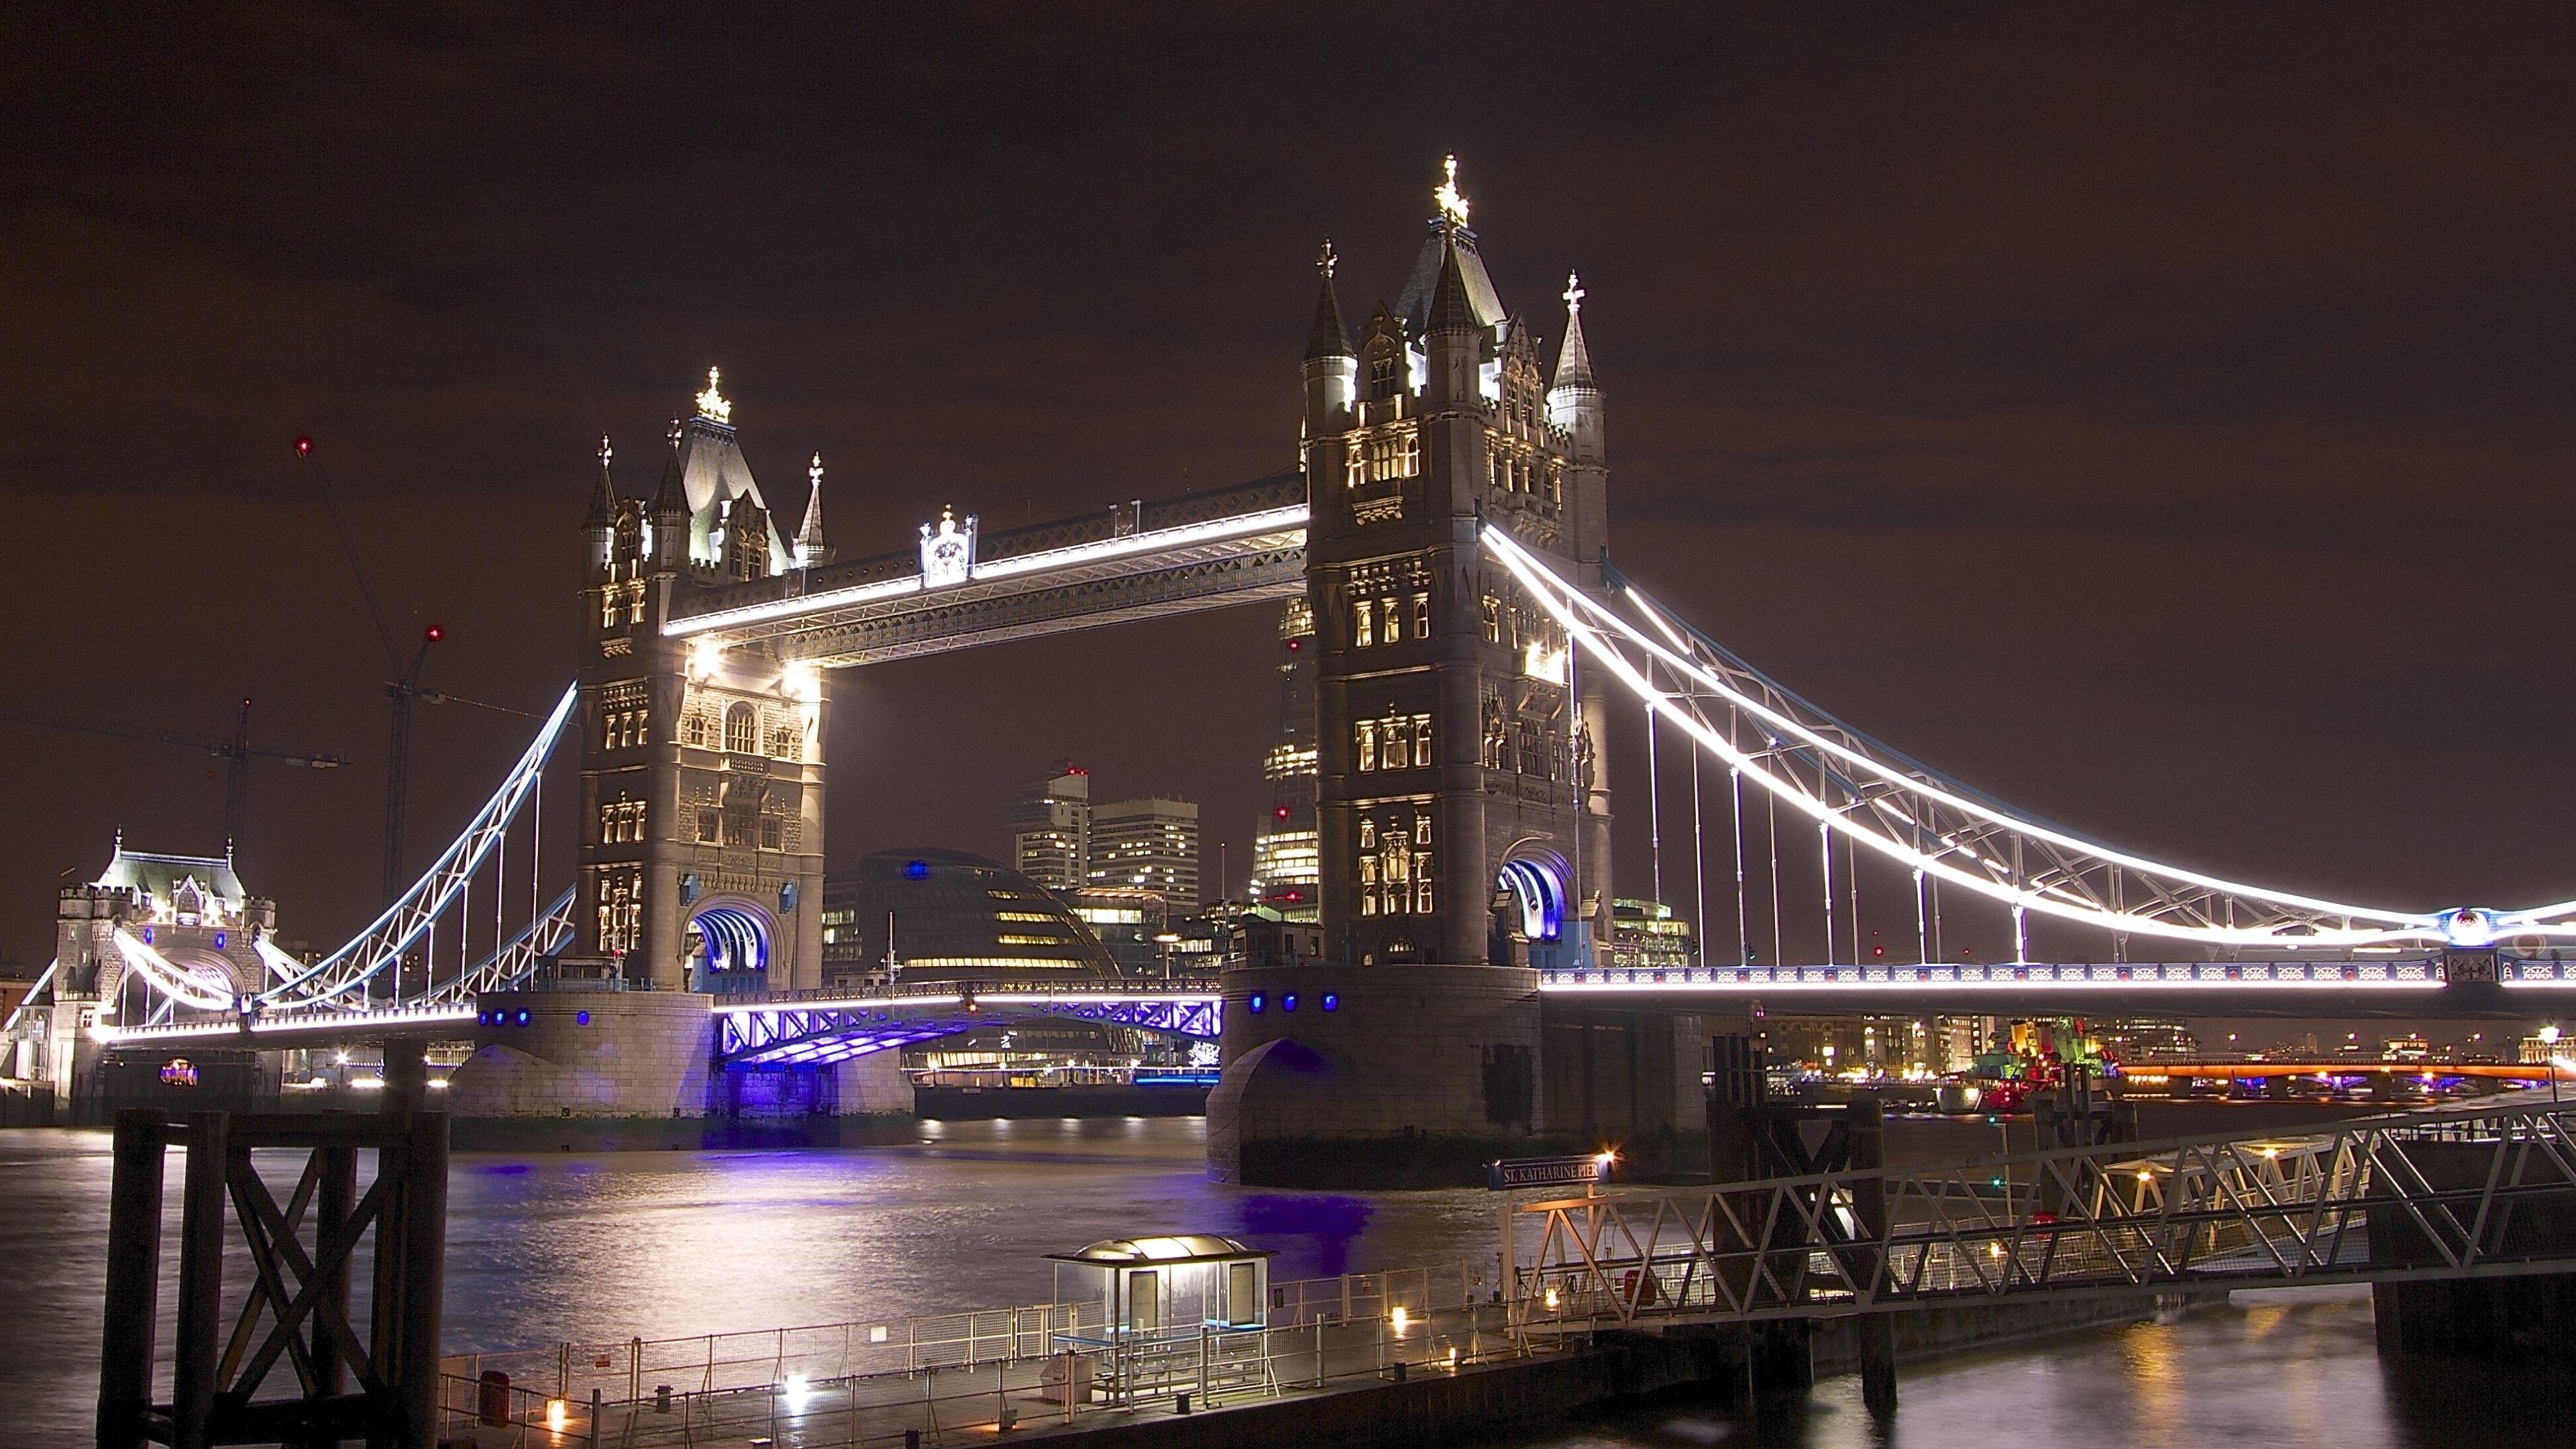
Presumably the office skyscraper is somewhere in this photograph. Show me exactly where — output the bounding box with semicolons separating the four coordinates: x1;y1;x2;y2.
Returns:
1004;758;1091;893
1087;797;1201;909
1248;598;1319;918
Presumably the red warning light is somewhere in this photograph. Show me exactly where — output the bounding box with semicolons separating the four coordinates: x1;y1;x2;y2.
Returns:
424;625;445;643
293;437;313;458
1274;805;1291;820
1286;640;1300;651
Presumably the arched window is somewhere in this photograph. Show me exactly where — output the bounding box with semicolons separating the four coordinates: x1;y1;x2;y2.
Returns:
724;702;757;755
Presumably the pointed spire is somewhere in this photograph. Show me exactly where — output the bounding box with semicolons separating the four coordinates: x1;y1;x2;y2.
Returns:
651;416;688;517
1552;272;1597;390
796;451;830;564
1305;239;1352;360
586;433;619;527
1426;242;1480;335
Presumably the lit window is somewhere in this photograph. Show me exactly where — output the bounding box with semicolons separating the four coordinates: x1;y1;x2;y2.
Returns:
1411;713;1433;768
1411;593;1430;640
627;584;645;625
599;592;618;629
1482;595;1501;643
1381;598;1401;645
1353;598;1374;648
1356;720;1377;772
1414;814;1432;847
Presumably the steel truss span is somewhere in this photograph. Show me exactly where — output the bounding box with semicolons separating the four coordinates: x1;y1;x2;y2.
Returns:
1512;1093;2576;1328
714;986;1222;1066
1481;525;2575;953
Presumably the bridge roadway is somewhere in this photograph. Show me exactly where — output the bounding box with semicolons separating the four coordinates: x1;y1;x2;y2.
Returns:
85;978;1226;1059
85;951;2576;1058
1543;953;2576;1017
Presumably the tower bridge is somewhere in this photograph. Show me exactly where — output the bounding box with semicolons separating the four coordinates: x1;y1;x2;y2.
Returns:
12;159;2576;1182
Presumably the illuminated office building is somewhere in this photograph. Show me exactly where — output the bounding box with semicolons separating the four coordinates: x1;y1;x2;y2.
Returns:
1087;797;1201;910
1247;599;1320;920
1005;759;1091;894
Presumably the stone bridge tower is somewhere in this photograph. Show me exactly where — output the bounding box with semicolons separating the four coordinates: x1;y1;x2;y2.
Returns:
574;374;830;996
1211;160;1617;1185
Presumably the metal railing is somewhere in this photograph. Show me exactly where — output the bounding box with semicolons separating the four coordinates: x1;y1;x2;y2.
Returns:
1509;1092;2576;1329
440;1268;1550;1448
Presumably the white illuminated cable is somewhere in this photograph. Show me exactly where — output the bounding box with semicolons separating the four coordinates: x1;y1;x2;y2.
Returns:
1484;529;2442;947
261;684;578;1006
1556;535;2427;929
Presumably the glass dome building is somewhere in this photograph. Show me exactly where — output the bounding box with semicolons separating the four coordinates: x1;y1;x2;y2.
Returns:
820;848;1120;987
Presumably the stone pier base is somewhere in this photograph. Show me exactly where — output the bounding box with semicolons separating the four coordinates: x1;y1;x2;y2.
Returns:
1208;963;1560;1187
445;989;714;1119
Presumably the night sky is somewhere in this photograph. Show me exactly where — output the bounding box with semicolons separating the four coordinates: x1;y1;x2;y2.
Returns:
7;5;2574;1034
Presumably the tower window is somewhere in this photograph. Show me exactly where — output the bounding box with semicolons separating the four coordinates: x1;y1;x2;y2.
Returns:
1411;592;1431;640
684;713;708;748
1352;598;1375;648
724;702;757;755
1355;720;1378;773
697;810;721;844
1380;597;1401;646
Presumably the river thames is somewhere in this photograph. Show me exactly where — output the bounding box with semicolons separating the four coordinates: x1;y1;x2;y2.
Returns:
0;1118;2536;1446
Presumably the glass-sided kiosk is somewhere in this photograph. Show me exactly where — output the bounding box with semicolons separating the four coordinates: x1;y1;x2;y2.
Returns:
1046;1235;1273;1407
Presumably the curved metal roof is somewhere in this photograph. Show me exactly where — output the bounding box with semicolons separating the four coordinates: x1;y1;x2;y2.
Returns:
1046;1234;1267;1267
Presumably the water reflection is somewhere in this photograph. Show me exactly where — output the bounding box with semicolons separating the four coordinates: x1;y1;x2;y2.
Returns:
3;1122;2561;1448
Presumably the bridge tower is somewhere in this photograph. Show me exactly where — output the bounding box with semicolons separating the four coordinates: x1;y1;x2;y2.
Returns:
1212;159;1619;1183
574;377;830;995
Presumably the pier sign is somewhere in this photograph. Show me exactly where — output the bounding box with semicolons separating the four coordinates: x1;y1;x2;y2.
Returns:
1487;1153;1613;1191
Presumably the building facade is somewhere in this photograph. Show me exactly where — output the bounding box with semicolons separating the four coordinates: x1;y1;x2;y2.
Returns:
1087;797;1201;909
1247;599;1320;920
1301;161;1613;973
1005;759;1091;894
575;376;830;991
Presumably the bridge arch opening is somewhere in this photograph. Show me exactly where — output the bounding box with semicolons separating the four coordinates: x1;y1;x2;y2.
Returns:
1493;851;1570;968
687;902;773;994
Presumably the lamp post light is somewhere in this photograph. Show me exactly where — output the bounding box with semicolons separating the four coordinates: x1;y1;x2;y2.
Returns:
2542;1025;2562;1106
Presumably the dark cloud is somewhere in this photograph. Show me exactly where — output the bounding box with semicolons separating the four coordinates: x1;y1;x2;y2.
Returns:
3;3;2573;975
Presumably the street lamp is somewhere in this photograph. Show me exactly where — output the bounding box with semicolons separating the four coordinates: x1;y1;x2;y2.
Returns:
2541;1024;2561;1106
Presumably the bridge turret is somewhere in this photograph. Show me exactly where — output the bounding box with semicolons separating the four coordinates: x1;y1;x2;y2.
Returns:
1421;244;1483;407
794;452;834;569
1302;240;1356;433
584;435;621;576
649;419;690;573
1549;272;1609;582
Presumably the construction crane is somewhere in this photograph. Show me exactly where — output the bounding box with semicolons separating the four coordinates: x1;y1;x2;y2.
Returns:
0;698;347;865
293;436;533;906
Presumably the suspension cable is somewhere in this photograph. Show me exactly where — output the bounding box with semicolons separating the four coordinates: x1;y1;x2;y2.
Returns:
1765;786;1782;967
1819;820;1836;965
1914;867;1929;965
1646;666;1663;908
1730;765;1749;968
1847;825;1862;964
1690;746;1707;968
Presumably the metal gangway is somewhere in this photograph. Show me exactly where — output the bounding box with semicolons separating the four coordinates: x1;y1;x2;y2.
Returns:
1509;1093;2576;1330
